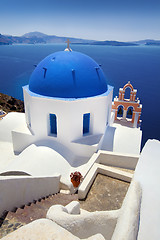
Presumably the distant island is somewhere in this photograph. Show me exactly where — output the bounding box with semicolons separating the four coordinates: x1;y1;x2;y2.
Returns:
0;32;93;45
73;41;138;46
0;31;160;46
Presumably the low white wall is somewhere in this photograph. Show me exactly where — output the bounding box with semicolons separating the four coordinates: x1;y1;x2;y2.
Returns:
78;163;133;200
47;204;119;240
78;164;98;200
111;180;142;240
134;139;160;240
0;175;60;217
12;130;34;154
1;218;105;240
47;181;141;240
96;150;139;170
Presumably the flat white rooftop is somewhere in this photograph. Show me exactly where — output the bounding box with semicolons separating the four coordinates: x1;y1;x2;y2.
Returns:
99;123;142;155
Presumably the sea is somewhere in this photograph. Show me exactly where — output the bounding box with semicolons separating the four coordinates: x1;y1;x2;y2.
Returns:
0;43;160;149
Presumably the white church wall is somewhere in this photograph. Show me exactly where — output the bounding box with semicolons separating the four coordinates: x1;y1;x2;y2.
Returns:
19;86;113;160
24;88;112;140
106;89;113;126
23;89;32;130
0;175;60;217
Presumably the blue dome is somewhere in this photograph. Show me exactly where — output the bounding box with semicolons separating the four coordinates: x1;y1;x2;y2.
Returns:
29;51;108;98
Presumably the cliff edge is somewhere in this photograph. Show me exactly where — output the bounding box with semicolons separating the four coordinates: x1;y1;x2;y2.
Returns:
0;93;24;113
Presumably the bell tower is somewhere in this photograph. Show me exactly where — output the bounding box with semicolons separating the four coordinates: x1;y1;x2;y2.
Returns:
112;81;142;128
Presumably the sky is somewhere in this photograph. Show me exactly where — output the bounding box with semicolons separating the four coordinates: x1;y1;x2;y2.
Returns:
0;0;160;41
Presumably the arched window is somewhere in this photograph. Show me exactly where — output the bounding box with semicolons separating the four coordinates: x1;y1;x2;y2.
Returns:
83;113;90;135
117;105;123;118
124;87;131;100
49;113;57;136
126;106;133;119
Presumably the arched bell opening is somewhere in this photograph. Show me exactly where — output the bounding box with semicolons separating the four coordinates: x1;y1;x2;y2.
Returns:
124;87;131;100
126;106;134;120
117;105;124;119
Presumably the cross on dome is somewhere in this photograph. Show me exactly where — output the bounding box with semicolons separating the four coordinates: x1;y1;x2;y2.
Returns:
64;39;72;52
66;39;70;49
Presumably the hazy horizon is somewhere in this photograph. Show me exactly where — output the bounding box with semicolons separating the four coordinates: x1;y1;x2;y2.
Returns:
1;0;160;42
2;31;160;42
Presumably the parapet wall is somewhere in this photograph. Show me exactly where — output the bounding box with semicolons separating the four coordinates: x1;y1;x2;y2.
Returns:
96;150;139;170
0;175;60;217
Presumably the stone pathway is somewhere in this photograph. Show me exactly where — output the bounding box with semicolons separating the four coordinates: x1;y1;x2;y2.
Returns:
79;174;129;212
0;174;130;239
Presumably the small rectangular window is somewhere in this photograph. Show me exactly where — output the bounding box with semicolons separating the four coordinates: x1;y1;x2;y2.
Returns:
50;114;57;136
83;113;90;135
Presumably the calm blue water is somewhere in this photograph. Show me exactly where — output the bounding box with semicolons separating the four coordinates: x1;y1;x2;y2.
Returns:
0;43;160;148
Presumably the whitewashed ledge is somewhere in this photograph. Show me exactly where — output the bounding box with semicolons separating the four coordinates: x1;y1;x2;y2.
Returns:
1;218;105;240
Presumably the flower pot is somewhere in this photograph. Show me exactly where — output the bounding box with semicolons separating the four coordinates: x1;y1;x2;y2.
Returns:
70;171;83;188
71;178;80;188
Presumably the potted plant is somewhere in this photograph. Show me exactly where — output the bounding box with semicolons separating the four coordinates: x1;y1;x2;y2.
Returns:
70;171;83;188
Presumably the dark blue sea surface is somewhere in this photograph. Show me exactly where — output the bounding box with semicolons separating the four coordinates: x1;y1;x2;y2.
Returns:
0;44;160;149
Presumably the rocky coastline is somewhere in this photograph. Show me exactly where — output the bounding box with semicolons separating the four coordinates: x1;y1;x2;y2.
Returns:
0;93;24;113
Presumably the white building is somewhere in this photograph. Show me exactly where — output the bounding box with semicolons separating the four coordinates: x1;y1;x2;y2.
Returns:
12;48;113;161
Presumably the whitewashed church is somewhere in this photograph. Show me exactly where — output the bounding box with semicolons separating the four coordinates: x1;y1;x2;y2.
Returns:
13;46;114;159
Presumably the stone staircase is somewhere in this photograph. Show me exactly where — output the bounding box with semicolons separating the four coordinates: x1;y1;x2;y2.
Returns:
0;193;78;239
0;168;133;239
